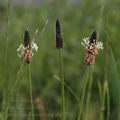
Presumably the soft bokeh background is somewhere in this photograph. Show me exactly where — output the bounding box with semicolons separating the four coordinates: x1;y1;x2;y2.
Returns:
0;0;120;120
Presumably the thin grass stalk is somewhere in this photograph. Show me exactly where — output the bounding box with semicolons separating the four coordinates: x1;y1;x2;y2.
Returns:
101;90;105;120
77;68;90;120
54;75;80;102
85;65;94;120
100;80;110;120
4;0;10;70
97;79;103;120
63;83;79;102
3;0;11;119
38;20;48;41
28;64;34;120
106;86;110;120
4;0;10;72
97;79;103;103
97;0;105;35
105;42;110;120
58;49;65;120
4;60;24;120
100;81;107;120
10;60;25;95
104;40;110;120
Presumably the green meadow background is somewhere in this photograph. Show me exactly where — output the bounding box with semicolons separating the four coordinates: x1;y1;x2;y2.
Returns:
0;0;120;120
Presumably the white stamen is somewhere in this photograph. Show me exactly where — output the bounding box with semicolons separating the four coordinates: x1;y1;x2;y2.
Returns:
31;42;38;52
81;37;90;49
17;42;38;58
95;41;104;50
81;37;104;50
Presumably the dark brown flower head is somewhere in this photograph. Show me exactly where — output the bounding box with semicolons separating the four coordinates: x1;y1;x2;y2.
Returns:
56;19;63;49
89;30;97;44
24;30;31;48
24;30;32;64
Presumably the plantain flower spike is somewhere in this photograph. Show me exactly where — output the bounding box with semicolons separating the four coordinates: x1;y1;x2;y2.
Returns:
81;30;103;65
56;19;64;49
17;30;38;64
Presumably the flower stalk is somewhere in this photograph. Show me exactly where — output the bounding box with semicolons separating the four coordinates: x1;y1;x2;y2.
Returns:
24;30;34;120
85;65;94;120
78;30;104;120
17;30;38;120
28;64;34;120
56;19;65;120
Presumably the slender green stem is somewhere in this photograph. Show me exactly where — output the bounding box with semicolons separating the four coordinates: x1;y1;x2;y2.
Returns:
100;80;110;120
28;64;34;120
54;75;80;102
97;79;103;120
97;79;103;103
106;86;110;120
3;0;10;119
58;49;65;120
100;82;106;120
85;66;94;120
77;68;89;120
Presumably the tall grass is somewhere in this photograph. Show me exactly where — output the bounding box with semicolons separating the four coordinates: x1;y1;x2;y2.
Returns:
77;68;90;120
3;0;10;119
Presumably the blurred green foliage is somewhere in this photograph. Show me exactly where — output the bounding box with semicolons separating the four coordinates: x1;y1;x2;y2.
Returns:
0;0;120;119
